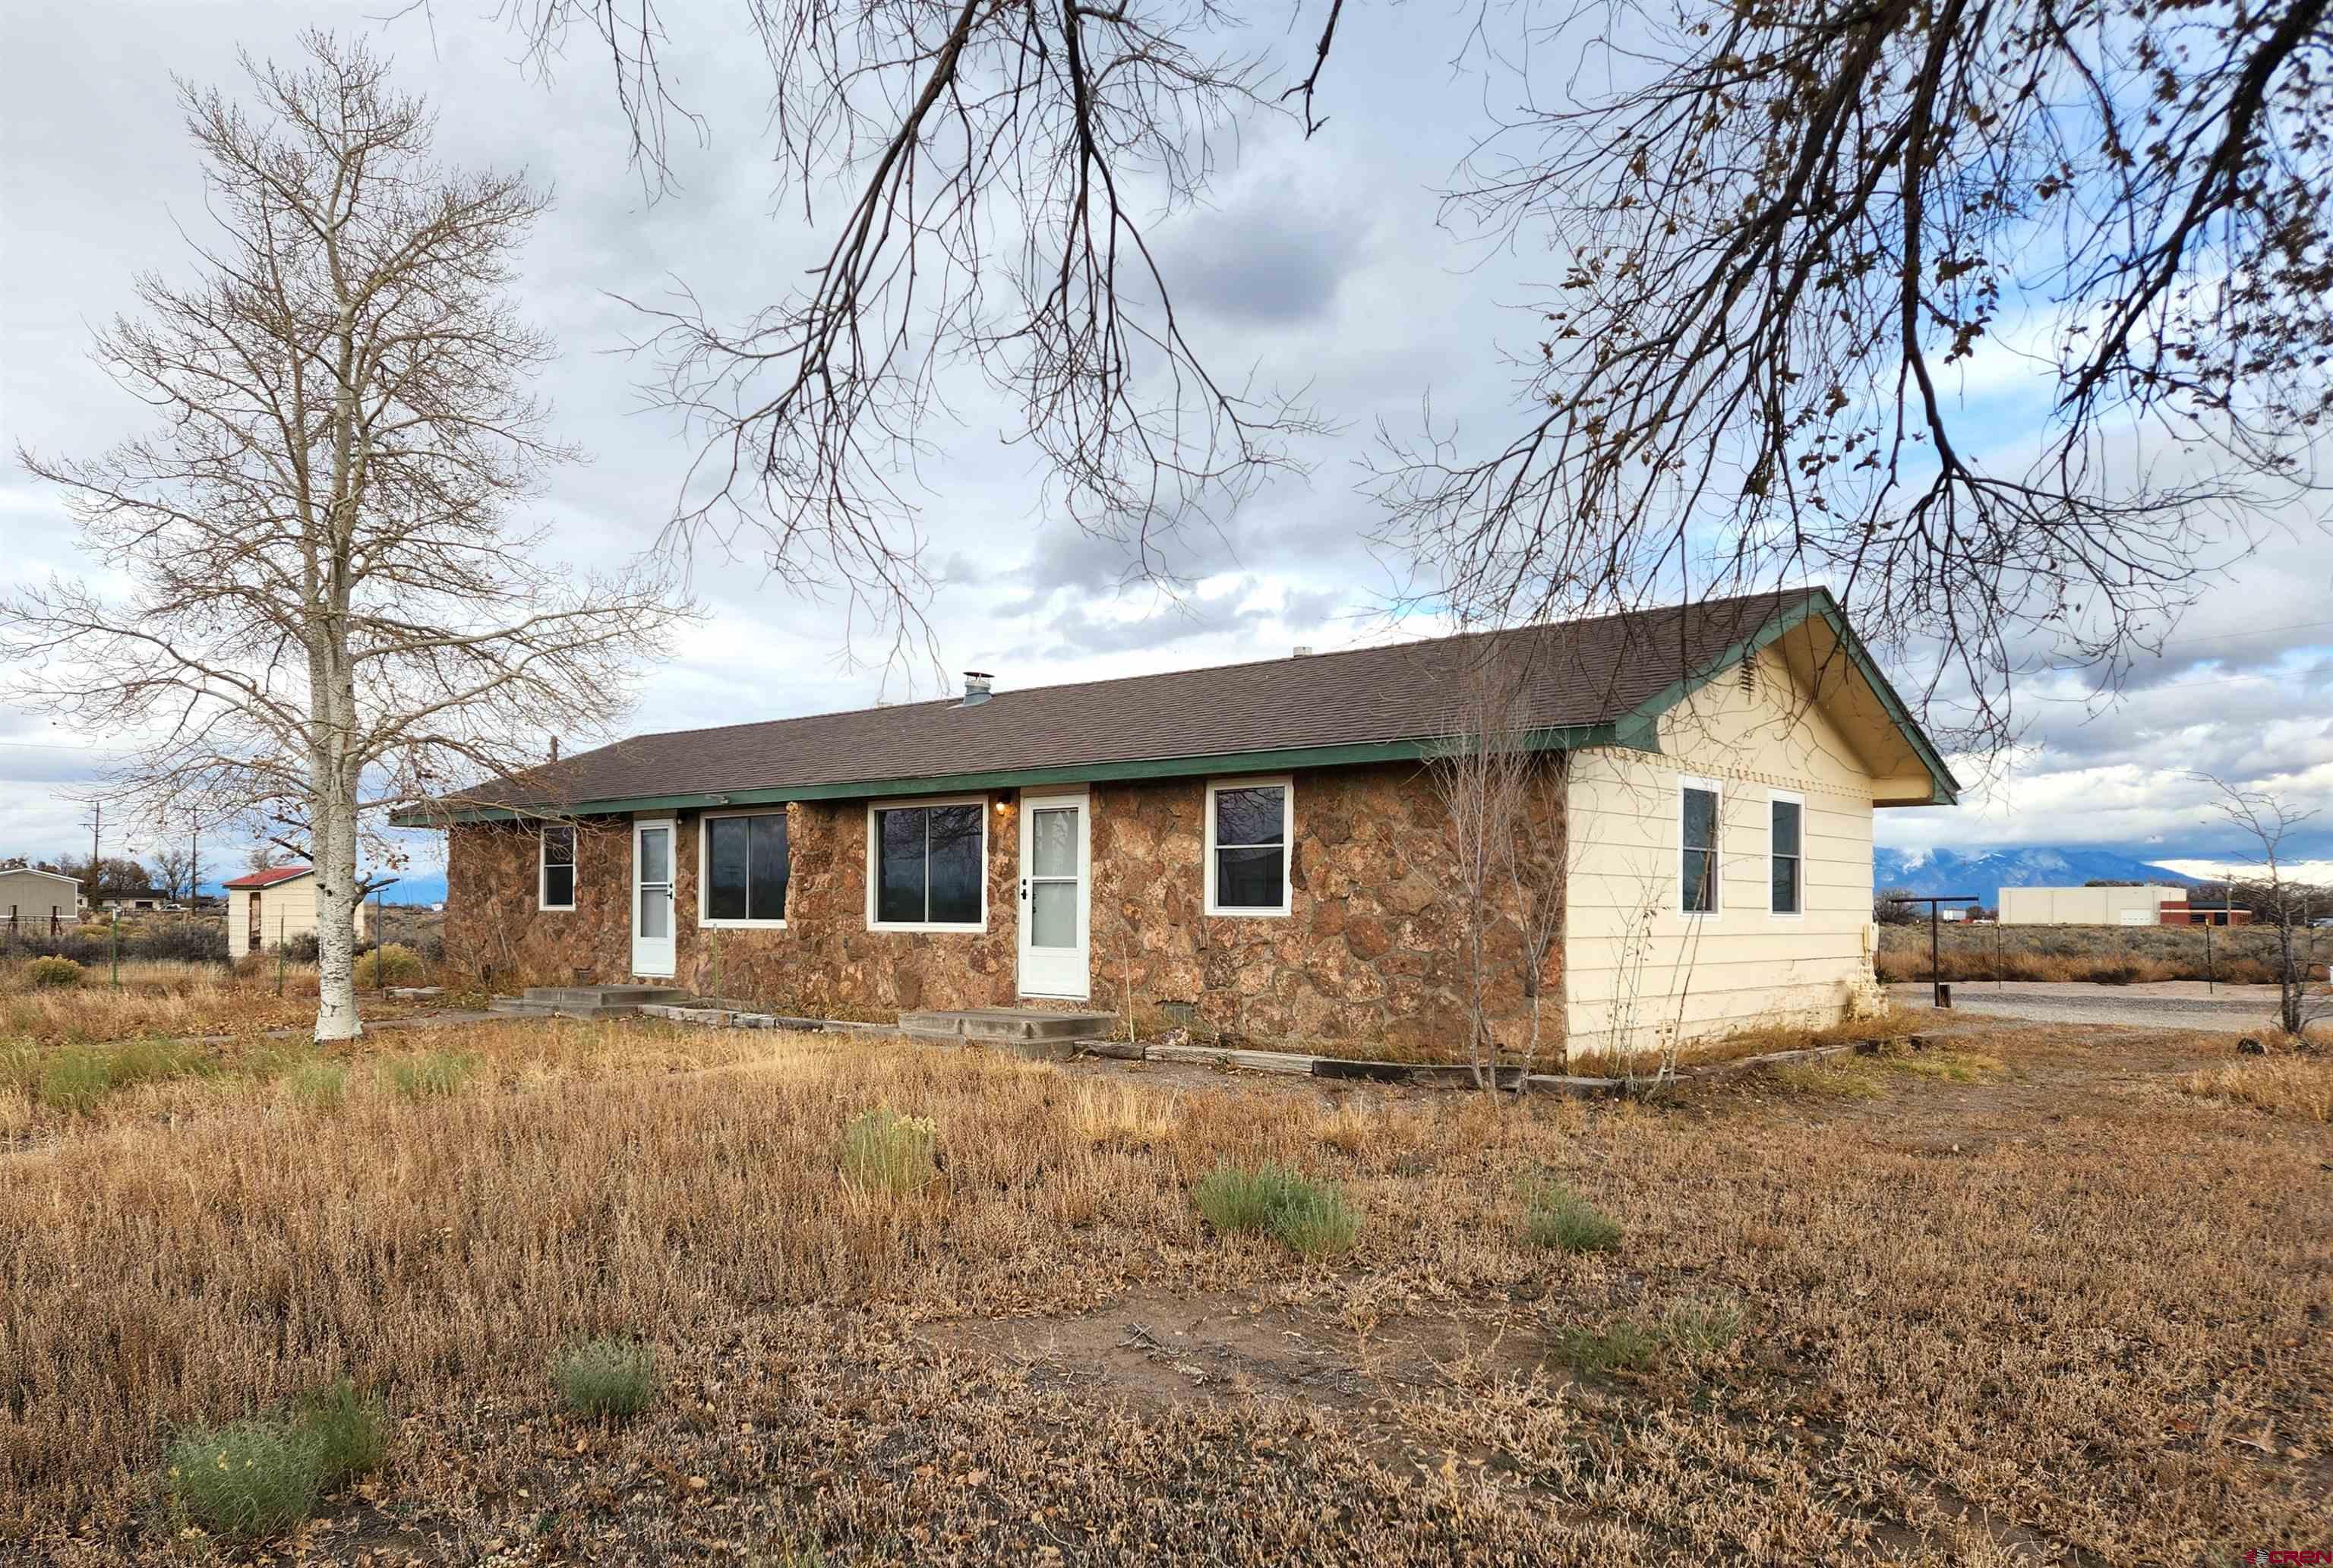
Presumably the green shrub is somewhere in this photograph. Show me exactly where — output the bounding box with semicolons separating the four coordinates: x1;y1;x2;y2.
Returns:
286;1060;348;1109
839;1108;939;1195
23;955;85;989
1520;1178;1623;1254
1661;1300;1742;1359
164;1421;322;1540
295;1380;386;1486
554;1339;657;1420
355;944;425;986
387;1051;473;1100
1192;1162;1360;1257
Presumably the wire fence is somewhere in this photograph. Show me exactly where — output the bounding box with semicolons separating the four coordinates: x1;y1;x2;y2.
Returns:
1875;919;2325;989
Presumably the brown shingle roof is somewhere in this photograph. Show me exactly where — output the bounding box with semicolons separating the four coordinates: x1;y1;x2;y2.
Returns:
439;590;1847;812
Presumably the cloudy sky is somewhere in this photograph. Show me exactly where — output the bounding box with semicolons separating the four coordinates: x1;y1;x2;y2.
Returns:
2;0;2328;879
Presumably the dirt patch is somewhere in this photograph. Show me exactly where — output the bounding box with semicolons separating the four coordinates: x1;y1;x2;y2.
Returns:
925;1290;1553;1412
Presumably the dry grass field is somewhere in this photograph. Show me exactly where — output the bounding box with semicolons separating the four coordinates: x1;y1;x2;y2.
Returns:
1;970;2328;1565
0;959;438;1049
1876;920;2310;985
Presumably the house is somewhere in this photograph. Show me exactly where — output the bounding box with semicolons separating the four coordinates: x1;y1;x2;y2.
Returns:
222;866;373;958
0;867;81;932
407;589;1958;1055
1998;885;2198;927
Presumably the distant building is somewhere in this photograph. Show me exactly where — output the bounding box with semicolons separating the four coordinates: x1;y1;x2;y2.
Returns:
222;866;372;958
1998;885;2199;926
0;867;81;929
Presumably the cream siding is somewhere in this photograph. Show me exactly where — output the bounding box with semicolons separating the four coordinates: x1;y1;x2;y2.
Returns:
1564;643;1887;1053
226;875;371;958
0;869;81;926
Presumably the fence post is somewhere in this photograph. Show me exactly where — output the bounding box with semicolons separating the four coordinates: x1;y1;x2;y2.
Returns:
110;916;120;990
276;913;285;996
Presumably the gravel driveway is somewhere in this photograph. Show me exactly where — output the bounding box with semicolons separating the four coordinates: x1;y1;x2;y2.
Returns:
1884;981;2294;1033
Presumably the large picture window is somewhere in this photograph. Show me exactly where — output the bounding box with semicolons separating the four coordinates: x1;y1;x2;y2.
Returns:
869;800;985;929
1205;778;1293;916
702;809;789;926
1680;780;1719;915
1769;794;1803;917
539;825;576;911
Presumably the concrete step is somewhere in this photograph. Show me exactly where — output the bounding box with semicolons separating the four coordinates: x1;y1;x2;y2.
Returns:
488;996;658;1021
898;1008;1116;1044
519;985;690;1007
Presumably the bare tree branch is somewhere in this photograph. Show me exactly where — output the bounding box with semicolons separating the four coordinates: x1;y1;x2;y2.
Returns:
6;30;690;1041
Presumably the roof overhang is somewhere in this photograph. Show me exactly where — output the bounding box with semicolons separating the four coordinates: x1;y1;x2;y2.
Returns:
390;724;1631;827
2;869;84;887
1599;588;1961;807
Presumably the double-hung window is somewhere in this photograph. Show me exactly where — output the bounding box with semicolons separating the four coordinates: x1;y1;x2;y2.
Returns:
1769;793;1804;917
539;825;576;911
1205;777;1293;916
869;799;986;929
1679;779;1720;915
702;809;789;926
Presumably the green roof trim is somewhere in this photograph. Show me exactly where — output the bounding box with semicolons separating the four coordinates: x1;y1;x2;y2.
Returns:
393;588;1956;828
391;724;1631;826
1612;588;1962;806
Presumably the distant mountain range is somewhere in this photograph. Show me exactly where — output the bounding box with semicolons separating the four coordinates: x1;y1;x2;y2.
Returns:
1873;846;2198;904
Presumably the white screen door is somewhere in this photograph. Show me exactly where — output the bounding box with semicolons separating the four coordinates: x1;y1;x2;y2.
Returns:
632;819;676;976
1017;793;1088;999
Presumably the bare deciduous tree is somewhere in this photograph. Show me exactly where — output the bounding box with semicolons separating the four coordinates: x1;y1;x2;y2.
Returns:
486;1;2326;739
6;33;687;1041
1376;0;2332;752
2197;775;2329;1040
150;844;197;904
495;0;1330;671
1426;642;1567;1090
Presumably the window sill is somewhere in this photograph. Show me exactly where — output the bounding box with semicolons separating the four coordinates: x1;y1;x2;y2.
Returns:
699;917;786;931
1205;905;1291;919
869;921;987;935
539;904;576;913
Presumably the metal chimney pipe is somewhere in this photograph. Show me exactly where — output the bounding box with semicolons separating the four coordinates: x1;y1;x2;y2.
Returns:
961;671;994;705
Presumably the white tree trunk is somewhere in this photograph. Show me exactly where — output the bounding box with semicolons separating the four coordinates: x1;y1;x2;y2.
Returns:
312;781;365;1043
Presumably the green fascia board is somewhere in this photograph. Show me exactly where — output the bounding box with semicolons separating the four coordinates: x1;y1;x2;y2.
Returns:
1612;588;1962;806
391;724;1624;827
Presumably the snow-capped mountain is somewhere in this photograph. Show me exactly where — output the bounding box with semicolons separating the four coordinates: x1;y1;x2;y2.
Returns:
1871;846;2199;903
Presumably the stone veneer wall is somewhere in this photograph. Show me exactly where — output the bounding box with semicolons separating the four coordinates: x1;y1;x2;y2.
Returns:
444;761;1564;1055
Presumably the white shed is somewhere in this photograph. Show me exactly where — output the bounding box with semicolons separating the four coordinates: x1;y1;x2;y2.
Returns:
223;866;371;958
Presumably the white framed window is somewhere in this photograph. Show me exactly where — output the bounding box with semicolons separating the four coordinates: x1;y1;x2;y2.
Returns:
1769;790;1804;917
539;824;576;911
1678;777;1720;916
867;796;988;931
699;808;790;928
1204;775;1293;917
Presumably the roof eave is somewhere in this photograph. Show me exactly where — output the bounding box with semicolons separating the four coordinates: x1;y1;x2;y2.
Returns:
1609;588;1962;806
392;724;1623;827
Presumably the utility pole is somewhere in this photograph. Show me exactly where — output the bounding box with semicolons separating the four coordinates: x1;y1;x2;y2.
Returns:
89;801;100;890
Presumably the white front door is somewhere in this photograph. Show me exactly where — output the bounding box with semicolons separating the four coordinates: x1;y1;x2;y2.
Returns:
632;819;677;977
1017;793;1089;999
